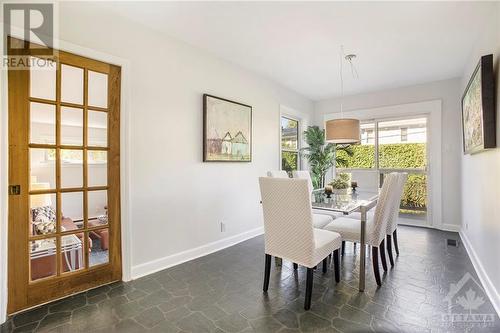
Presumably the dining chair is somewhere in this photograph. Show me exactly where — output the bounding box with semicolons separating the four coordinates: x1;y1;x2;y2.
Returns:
323;173;399;286
269;171;333;229
386;172;408;266
259;177;342;310
266;170;289;178
292;170;343;227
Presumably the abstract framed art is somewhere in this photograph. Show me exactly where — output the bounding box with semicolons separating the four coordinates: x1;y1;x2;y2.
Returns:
203;94;252;162
461;54;496;155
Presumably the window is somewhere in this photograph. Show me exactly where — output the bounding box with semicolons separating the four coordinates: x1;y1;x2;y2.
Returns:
338;116;428;222
400;127;408;142
337;122;376;168
281;116;300;173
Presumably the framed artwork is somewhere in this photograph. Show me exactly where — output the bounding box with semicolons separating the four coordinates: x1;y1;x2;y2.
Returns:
203;94;252;162
461;54;496;154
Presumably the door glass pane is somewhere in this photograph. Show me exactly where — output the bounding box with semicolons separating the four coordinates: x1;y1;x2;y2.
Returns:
88;190;108;226
30;57;56;100
61;233;85;273
60;149;83;188
88;71;108;108
61;192;84;231
30;102;55;144
61;107;83;146
88;151;107;187
88;111;108;147
281;117;298;150
399;174;427;223
89;228;109;267
30;148;56;190
30;193;56;236
30;238;56;281
61;64;84;105
378;118;427;169
281;151;298;174
337;122;375;169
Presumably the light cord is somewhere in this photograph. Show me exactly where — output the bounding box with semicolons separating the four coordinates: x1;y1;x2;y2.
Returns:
340;45;344;118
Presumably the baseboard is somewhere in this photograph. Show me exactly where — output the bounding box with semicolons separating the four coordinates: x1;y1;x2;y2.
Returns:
131;227;264;279
459;229;500;316
398;221;461;233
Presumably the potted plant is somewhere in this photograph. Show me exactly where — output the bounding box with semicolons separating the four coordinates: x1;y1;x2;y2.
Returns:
329;173;351;194
301;126;353;189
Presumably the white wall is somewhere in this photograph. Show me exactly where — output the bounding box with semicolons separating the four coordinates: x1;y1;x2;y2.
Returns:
459;3;500;314
55;3;313;276
314;78;463;229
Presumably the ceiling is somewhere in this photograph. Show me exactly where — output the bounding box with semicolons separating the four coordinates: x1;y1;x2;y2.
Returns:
99;1;494;101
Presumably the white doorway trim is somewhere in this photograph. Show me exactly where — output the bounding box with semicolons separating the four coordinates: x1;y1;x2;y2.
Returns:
0;34;132;324
323;99;447;231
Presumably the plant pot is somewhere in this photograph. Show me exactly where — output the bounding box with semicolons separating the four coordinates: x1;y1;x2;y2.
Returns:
332;188;350;195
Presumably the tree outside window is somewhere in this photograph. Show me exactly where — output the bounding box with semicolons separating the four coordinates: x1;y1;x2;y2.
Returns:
281;116;299;174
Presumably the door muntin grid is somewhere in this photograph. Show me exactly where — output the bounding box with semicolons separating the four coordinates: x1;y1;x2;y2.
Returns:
29;57;110;281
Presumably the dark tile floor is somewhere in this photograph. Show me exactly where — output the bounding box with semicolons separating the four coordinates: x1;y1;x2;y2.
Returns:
1;226;499;332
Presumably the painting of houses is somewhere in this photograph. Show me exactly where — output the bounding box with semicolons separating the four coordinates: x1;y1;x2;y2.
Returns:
203;94;252;162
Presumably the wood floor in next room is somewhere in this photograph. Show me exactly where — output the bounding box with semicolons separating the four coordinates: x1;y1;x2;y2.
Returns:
1;226;499;333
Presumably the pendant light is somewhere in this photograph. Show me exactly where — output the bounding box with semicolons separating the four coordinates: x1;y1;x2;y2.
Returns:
325;46;360;144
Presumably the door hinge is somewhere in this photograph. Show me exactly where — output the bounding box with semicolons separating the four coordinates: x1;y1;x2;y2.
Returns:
9;185;20;195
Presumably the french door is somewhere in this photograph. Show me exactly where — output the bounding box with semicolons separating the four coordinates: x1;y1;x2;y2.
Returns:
7;37;122;314
338;115;429;226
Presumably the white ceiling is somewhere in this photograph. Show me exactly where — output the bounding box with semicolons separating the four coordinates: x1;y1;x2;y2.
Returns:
100;1;494;101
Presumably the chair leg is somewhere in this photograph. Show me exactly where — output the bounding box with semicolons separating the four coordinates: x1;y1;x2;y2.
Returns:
304;268;314;310
341;241;345;256
333;249;340;283
393;229;400;256
322;258;328;273
263;254;271;292
372;246;382;286
293;263;298;270
380;239;388;272
387;234;394;267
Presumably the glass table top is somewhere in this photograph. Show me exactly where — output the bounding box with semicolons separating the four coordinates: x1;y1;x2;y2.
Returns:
311;189;379;214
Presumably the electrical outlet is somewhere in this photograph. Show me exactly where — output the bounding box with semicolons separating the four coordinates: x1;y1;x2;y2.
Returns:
465;222;468;230
220;222;226;232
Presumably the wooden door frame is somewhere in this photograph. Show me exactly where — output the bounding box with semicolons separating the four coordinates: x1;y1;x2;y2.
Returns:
0;35;132;321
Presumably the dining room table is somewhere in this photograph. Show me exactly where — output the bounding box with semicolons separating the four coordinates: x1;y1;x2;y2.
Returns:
311;188;379;292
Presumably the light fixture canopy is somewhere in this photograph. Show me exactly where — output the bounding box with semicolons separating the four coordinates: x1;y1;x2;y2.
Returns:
325;118;360;144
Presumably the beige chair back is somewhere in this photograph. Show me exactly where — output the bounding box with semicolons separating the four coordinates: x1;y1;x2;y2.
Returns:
368;173;399;246
267;170;289;178
386;173;408;234
292;170;314;193
259;177;314;262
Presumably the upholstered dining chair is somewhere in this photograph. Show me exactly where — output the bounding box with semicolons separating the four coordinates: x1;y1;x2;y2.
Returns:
259;177;342;310
323;173;399;286
293;170;346;254
268;171;333;229
386;172;408;266
266;170;289;178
